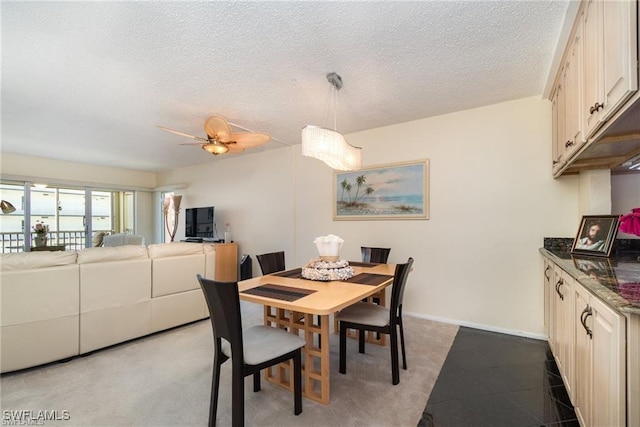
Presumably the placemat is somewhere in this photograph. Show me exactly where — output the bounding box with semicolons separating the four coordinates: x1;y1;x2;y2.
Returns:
348;261;380;267
271;268;303;278
345;273;393;286
241;283;316;301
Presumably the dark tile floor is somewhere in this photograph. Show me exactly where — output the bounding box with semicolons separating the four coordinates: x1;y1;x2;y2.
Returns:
419;327;579;427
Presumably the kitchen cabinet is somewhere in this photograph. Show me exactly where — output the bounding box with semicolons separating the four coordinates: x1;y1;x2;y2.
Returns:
551;80;566;173
542;250;631;426
550;13;586;171
573;281;625;427
550;0;638;176
543;259;552;337
583;0;637;138
547;264;575;399
557;269;575;398
564;17;585;159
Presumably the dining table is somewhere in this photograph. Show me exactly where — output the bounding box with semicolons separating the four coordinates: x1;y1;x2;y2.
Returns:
237;261;396;404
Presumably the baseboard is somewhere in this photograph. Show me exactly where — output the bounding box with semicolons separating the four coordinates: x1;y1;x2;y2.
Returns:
405;311;548;341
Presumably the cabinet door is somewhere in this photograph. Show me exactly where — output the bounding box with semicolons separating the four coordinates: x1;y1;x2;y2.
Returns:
543;259;552;337
559;271;575;399
551;88;562;172
564;18;584;159
549;265;563;356
573;284;592;427
583;0;637;137
590;296;626;427
600;0;638;121
583;0;604;138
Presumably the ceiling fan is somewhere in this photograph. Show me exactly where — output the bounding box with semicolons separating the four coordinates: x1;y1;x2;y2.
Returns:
158;115;270;155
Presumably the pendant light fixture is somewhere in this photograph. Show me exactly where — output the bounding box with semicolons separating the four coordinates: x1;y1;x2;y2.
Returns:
301;72;362;171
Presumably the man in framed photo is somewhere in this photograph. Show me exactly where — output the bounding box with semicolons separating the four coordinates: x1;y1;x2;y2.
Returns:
576;220;606;251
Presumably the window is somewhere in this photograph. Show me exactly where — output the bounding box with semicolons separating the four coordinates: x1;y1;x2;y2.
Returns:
0;181;137;253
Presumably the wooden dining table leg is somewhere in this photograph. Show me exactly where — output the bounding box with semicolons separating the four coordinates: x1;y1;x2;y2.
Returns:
263;306;331;404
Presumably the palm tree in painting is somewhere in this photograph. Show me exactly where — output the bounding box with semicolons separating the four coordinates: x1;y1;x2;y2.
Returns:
345;183;352;203
353;175;366;203
340;179;348;202
362;186;374;200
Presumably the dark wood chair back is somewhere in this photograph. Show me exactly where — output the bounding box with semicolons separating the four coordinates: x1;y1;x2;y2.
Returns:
389;257;413;323
198;275;244;362
361;247;391;264
256;251;285;275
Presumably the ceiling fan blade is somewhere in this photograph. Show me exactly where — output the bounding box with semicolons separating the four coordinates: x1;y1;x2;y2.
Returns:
225;143;245;154
204;116;233;142
158;126;208;141
231;132;271;148
178;142;208;146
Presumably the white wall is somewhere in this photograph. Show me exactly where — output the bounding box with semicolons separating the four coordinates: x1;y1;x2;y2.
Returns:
294;96;580;337
157;148;297;271
0;153;156;189
158;96;582;337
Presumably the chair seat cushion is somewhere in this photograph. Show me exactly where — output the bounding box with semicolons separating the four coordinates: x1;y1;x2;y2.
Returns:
221;325;305;366
335;302;389;327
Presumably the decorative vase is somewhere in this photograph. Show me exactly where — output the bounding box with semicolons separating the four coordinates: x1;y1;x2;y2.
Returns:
34;234;47;247
224;225;232;243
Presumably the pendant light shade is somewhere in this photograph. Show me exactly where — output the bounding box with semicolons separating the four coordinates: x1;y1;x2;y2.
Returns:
301;73;362;171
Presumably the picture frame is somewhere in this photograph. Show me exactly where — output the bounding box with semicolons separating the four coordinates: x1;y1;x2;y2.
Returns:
333;159;429;220
570;215;619;257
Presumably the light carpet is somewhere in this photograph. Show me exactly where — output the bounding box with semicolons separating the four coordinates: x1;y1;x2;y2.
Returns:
0;302;458;427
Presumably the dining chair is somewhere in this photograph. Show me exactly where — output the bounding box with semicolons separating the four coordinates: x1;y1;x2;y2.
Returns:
255;251;323;346
360;246;391;306
337;257;414;385
197;274;305;427
256;251;286;275
360;246;391;264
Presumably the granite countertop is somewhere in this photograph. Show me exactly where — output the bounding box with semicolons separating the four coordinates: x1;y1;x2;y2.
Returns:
540;248;640;316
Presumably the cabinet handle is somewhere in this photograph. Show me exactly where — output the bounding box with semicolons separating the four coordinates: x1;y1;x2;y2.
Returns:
544;265;551;280
580;306;593;339
565;140;574;148
590;102;604;114
552;160;559;165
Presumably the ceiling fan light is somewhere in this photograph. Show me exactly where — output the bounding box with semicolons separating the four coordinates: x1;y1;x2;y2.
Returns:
201;142;229;155
1;200;16;214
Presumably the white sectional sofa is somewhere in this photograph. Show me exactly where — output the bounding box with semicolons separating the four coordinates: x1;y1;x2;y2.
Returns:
0;243;215;373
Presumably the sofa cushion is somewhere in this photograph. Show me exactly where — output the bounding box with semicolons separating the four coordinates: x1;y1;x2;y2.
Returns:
77;245;149;264
0;251;78;271
102;233;145;247
148;242;204;258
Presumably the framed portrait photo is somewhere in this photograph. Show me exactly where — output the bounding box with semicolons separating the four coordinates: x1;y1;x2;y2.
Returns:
570;215;619;257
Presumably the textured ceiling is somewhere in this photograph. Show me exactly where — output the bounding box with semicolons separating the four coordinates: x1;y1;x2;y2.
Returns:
1;1;570;173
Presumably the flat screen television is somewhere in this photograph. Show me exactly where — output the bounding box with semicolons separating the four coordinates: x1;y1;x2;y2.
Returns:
185;206;215;239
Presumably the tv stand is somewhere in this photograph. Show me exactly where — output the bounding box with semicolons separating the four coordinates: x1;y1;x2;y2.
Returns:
181;241;238;281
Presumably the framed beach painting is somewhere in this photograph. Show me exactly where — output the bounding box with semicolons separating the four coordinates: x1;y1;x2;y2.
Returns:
333;159;429;220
